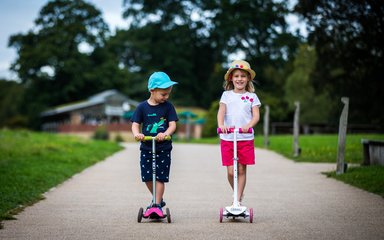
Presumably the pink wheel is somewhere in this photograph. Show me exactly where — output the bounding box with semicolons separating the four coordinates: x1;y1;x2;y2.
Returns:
219;208;223;223
249;208;253;223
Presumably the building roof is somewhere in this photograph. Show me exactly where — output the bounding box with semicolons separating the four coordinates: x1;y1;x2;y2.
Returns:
41;89;138;117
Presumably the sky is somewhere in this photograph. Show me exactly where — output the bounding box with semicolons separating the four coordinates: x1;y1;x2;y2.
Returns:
0;0;305;80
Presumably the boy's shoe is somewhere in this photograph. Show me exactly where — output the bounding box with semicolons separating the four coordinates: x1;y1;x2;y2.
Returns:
147;199;166;209
144;204;164;218
160;199;166;208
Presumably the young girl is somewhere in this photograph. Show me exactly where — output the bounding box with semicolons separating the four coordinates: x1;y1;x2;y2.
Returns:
217;60;261;205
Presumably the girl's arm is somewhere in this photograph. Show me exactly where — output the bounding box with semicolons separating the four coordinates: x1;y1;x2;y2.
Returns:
217;102;229;133
132;122;144;141
242;106;260;132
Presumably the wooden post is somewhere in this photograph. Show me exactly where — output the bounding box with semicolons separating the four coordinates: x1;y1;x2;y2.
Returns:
336;97;349;174
293;101;300;157
263;105;270;147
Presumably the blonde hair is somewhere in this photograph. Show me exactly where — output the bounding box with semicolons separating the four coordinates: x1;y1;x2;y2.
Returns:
223;69;255;93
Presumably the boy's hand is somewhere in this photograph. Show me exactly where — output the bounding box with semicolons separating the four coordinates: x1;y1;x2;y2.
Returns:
134;133;145;141
156;132;168;141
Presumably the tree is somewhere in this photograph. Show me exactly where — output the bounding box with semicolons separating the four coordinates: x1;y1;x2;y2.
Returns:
285;44;332;124
295;0;384;124
8;0;125;128
0;80;26;128
120;0;300;111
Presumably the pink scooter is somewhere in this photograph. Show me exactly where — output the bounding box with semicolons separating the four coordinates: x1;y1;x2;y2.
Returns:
217;128;254;223
137;136;171;223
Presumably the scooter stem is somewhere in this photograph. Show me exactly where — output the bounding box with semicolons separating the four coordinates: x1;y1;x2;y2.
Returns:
152;137;156;205
233;129;239;207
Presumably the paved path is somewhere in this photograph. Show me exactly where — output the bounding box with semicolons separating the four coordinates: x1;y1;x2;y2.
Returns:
1;143;384;240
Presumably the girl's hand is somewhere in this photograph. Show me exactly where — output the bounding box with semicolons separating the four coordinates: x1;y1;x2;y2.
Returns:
241;125;253;133
134;133;145;141
219;125;230;134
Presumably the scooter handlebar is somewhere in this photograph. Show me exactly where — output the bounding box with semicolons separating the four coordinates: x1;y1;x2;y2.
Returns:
217;128;253;134
142;135;172;141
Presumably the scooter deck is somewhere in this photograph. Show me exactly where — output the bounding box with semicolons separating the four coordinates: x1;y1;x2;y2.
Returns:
143;207;166;219
138;207;172;223
220;207;253;223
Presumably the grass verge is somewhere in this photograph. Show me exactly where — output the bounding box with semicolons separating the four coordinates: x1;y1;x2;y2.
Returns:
325;166;384;197
188;134;384;197
0;129;123;223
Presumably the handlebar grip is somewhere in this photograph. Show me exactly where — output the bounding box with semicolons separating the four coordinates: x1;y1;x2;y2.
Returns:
217;128;253;134
142;136;172;141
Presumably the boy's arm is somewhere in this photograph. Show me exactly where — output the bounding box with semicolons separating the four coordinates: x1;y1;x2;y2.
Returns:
156;121;176;141
132;122;144;141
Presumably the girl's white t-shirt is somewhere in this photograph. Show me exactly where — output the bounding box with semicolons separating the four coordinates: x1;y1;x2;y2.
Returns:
219;90;261;141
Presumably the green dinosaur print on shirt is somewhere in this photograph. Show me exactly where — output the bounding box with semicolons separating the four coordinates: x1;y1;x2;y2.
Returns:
146;118;166;133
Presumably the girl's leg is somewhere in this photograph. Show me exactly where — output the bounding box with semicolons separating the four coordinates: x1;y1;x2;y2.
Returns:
227;165;234;189
238;163;247;202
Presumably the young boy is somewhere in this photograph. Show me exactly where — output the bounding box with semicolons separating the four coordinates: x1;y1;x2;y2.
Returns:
131;72;178;211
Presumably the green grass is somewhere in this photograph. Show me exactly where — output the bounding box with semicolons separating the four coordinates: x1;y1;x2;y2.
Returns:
188;134;384;197
326;166;384;197
0;129;122;222
254;134;384;164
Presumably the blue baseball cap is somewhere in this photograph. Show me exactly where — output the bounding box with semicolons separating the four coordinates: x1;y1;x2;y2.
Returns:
148;72;178;91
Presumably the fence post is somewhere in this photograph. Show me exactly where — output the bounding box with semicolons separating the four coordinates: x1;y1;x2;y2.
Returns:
336;97;349;174
263;105;270;147
293;101;300;157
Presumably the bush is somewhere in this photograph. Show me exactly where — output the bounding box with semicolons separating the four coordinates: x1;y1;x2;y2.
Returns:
115;134;124;142
93;126;109;140
202;100;219;138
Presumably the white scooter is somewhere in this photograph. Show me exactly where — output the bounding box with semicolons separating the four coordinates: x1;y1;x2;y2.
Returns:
217;128;254;223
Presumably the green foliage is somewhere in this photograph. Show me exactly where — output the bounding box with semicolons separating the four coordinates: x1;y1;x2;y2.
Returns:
115;134;124;143
285;44;333;124
119;0;299;108
0;80;26;128
0;129;122;221
93;126;109;140
202;101;220;138
8;0;127;128
295;0;384;124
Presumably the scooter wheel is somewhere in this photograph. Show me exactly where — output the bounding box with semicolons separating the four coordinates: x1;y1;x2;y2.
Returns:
249;208;253;223
166;208;171;223
137;207;143;223
219;208;223;223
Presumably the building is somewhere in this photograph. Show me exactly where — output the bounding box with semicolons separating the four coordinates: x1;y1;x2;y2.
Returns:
41;89;138;140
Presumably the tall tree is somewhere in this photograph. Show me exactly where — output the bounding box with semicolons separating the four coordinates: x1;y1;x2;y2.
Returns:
120;0;218;107
0;80;26;128
120;0;300;111
295;0;384;124
285;44;332;124
8;0;125;128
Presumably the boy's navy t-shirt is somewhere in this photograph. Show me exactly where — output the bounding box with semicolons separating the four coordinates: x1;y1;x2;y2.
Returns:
131;100;178;151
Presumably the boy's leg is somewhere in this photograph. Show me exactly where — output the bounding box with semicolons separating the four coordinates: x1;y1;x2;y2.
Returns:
155;181;165;205
144;181;164;206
